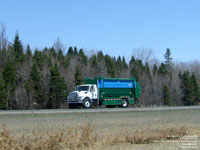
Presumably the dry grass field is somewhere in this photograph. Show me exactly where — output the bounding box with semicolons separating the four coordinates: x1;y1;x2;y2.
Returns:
0;108;200;150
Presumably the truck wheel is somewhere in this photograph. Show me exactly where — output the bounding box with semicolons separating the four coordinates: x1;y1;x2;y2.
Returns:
121;100;128;108
83;98;92;108
68;104;76;109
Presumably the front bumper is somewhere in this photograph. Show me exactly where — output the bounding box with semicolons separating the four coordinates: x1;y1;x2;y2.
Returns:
67;98;83;104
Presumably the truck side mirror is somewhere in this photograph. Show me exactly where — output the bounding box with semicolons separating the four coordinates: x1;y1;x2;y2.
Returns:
90;85;95;92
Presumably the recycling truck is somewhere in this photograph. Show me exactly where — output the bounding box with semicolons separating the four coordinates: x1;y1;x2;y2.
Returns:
67;77;141;108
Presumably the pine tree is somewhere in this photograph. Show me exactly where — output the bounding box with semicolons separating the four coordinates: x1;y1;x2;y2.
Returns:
13;33;25;63
67;47;73;56
105;55;115;77
164;48;173;71
116;56;122;66
2;59;16;109
180;71;194;105
116;56;122;76
145;62;151;79
129;56;136;66
97;51;104;61
30;64;46;107
90;55;98;68
30;64;40;84
79;49;88;65
163;85;171;106
26;44;32;57
48;64;67;109
158;63;167;75
153;64;158;75
57;50;65;66
49;47;56;57
122;56;128;69
136;60;145;72
130;67;139;81
191;73;200;104
74;66;84;86
33;50;45;70
74;47;78;55
129;57;143;81
0;75;8;110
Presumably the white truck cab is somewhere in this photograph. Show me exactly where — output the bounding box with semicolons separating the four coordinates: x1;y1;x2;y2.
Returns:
67;84;98;108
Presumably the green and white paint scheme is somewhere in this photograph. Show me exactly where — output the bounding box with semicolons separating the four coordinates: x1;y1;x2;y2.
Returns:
67;77;141;108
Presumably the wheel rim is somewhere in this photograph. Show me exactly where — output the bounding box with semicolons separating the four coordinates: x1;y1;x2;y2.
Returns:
122;101;127;107
85;101;90;107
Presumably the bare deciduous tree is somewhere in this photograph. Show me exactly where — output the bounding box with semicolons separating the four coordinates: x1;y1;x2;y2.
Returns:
132;48;153;64
0;24;8;51
53;37;66;53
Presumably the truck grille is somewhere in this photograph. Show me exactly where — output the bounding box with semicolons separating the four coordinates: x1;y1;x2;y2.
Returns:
68;93;78;102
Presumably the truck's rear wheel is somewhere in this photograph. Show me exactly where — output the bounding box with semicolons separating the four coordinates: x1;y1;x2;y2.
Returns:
121;100;128;108
83;98;92;108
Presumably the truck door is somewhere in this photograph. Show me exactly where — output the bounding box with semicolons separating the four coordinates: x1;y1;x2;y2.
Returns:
90;85;98;105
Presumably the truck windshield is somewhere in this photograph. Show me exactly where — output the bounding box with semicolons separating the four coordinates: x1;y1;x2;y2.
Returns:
77;86;89;91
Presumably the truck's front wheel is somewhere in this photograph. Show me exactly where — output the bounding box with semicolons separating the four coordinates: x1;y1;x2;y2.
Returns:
83;98;92;108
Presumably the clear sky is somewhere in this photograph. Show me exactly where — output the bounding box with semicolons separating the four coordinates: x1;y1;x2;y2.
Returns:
0;0;200;62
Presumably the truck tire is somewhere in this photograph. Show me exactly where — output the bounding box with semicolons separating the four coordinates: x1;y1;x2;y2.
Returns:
83;98;92;108
121;100;128;108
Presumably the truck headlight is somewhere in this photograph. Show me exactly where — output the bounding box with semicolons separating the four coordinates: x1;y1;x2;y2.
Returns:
78;96;84;100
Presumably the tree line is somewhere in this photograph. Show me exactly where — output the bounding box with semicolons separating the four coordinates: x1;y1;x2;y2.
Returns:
0;27;200;109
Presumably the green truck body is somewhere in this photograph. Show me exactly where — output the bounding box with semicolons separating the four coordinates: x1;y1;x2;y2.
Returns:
85;77;141;106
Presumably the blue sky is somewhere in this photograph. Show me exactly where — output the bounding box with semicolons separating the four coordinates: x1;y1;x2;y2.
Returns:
0;0;200;62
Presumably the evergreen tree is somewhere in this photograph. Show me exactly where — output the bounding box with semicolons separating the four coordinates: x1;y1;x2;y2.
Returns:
57;50;65;66
145;62;151;79
116;56;122;66
74;47;78;55
191;73;200;104
153;64;158;75
26;44;32;56
158;63;167;75
49;47;56;57
3;60;16;90
130;67;139;81
105;55;115;77
116;56;122;76
136;60;145;72
13;33;25;63
74;66;84;86
33;50;45;70
30;64;46;107
0;75;8;110
2;59;16;102
79;49;88;65
180;71;194;105
97;51;104;61
67;47;73;56
48;64;67;109
163;85;171;106
90;55;98;68
129;56;136;66
129;57;144;81
164;48;173;70
30;64;41;83
122;56;128;69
